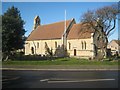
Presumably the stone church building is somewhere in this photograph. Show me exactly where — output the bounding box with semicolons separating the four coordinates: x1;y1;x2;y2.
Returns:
25;16;99;59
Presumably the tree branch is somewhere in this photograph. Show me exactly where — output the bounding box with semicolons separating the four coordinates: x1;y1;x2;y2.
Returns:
106;19;116;36
105;19;112;33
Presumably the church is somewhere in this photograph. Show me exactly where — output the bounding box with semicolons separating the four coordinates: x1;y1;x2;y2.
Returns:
25;16;99;59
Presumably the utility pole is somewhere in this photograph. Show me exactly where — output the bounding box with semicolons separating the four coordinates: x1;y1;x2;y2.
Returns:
118;1;120;54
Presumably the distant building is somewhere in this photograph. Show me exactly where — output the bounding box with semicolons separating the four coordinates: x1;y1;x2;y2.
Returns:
107;40;120;55
25;16;103;59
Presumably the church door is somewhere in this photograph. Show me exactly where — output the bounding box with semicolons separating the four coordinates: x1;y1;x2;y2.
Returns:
31;47;34;54
74;49;76;56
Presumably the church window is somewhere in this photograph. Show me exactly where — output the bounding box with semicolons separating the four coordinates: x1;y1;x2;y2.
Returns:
45;42;47;48
37;42;39;48
68;42;71;50
84;41;86;50
55;42;57;48
81;41;84;50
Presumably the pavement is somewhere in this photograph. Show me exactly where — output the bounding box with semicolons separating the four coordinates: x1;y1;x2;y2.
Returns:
1;65;119;71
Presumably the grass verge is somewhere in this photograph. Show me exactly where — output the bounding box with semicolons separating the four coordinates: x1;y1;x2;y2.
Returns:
2;58;119;66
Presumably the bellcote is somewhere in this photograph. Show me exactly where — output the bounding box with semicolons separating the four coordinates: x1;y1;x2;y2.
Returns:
33;15;40;30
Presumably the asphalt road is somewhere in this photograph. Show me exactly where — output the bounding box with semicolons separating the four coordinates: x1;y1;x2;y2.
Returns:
2;70;119;88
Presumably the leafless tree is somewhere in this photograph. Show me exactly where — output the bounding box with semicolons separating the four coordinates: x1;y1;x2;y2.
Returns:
81;4;119;59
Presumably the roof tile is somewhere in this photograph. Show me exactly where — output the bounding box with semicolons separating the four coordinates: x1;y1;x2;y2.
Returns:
27;19;94;41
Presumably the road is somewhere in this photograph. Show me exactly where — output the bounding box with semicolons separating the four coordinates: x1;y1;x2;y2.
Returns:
2;70;118;88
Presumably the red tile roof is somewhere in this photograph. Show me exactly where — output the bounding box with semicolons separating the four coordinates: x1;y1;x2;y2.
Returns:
114;40;120;46
68;23;94;39
27;20;71;41
27;19;94;41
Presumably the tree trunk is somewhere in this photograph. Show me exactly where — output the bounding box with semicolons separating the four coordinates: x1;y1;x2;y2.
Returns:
100;35;108;60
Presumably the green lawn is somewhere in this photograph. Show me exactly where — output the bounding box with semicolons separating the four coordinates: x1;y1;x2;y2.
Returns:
2;58;119;66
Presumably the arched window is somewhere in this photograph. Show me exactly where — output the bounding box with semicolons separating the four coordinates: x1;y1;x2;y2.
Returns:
37;42;39;48
55;42;57;48
84;41;86;50
68;42;71;50
81;41;84;50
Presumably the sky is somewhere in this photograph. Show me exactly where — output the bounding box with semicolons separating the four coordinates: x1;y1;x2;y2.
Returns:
2;2;119;42
1;0;120;2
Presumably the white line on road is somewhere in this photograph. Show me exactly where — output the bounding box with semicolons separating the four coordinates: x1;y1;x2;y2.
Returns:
40;79;49;82
40;78;116;83
1;77;20;82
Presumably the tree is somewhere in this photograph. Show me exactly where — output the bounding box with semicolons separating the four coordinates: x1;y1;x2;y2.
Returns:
0;15;2;60
45;42;53;57
81;4;119;60
2;6;25;61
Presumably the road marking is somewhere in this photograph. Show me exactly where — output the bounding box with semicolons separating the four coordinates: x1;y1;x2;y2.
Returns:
82;79;115;82
45;78;116;83
40;79;49;82
1;77;20;82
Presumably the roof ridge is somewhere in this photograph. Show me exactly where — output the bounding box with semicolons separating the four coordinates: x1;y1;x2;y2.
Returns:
40;19;72;27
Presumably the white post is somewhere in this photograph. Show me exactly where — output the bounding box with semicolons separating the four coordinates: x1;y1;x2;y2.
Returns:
63;10;67;50
65;10;66;34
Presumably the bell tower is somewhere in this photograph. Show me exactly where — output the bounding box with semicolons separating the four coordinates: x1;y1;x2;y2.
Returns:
33;15;40;30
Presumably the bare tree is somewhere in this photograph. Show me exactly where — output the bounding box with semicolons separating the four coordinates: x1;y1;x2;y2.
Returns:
81;4;119;59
